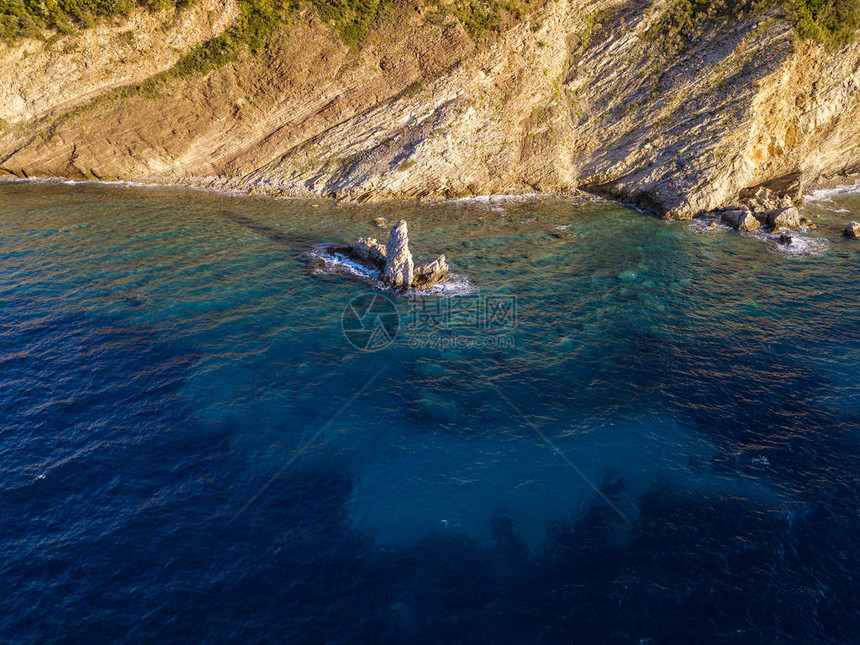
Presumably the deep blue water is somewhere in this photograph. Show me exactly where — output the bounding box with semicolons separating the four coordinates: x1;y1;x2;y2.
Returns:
1;180;859;643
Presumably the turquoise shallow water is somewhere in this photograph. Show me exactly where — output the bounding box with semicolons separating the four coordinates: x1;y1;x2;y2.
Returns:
1;180;859;643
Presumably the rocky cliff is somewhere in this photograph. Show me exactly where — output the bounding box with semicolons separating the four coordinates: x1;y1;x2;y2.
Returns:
1;0;859;217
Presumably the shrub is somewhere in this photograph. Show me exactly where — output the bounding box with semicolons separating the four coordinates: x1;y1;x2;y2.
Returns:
0;0;193;39
647;0;860;49
784;0;860;43
312;0;385;47
174;0;297;76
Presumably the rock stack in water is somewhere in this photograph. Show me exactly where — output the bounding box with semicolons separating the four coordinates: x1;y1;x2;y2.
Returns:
344;219;449;289
383;220;414;287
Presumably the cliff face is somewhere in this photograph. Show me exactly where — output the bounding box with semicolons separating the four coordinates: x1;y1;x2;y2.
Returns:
1;0;859;217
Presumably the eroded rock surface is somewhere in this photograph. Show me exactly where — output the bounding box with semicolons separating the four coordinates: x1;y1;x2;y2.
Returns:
720;208;761;232
767;206;802;230
352;236;387;267
383;220;414;288
342;219;448;289
1;0;859;217
413;255;449;289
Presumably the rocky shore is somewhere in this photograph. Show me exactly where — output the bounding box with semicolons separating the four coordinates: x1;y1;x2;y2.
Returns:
715;177;808;232
1;0;859;219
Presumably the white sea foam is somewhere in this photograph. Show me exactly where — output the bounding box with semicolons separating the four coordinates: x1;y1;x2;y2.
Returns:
308;246;381;282
688;216;731;233
805;181;860;203
448;192;548;205
307;245;477;296
1;176;166;190
746;227;830;258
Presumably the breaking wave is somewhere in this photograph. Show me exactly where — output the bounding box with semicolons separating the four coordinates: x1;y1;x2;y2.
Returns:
746;228;830;258
688;216;732;233
805;181;860;204
307;245;477;296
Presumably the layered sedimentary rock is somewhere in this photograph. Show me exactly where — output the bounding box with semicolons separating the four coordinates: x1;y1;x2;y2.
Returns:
352;236;388;266
383;220;414;288
1;0;858;217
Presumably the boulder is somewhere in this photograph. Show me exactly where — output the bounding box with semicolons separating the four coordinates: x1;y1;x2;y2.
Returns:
351;236;387;267
753;186;772;200
413;254;449;288
778;233;793;245
766;206;801;230
383;219;414;288
743;198;763;212
720;208;760;231
739;173;805;209
844;221;860;238
373;217;387;228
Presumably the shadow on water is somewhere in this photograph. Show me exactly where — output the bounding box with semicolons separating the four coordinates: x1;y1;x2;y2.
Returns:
220;210;318;251
178;465;859;644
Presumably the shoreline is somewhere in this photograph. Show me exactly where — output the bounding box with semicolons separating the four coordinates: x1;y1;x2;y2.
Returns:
0;175;607;208
3;173;860;213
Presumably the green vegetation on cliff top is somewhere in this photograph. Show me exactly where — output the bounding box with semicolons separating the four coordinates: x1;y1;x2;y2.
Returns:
1;0;857;74
176;0;530;75
651;0;860;48
0;0;192;38
174;0;296;75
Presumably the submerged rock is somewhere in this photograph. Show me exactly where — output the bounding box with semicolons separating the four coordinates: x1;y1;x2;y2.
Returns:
844;221;860;238
383;219;414;287
720;208;760;231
